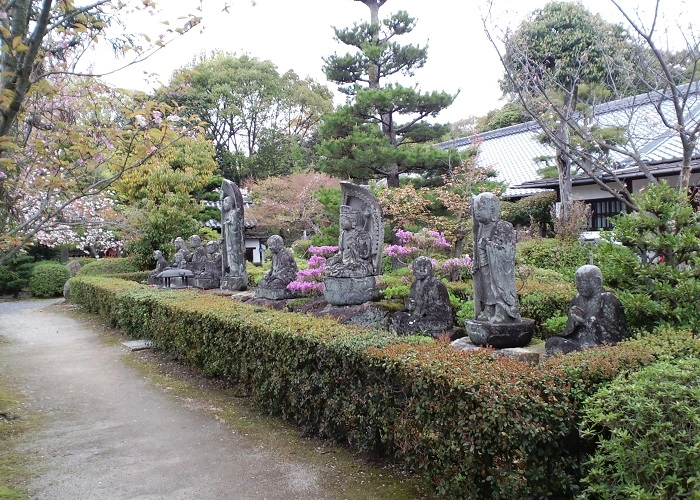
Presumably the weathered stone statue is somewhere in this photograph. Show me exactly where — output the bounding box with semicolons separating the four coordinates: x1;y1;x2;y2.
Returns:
546;265;628;355
188;234;207;274
193;240;223;289
173;237;191;265
390;256;453;337
323;182;383;306
147;250;170;285
466;193;534;348
255;235;298;300
220;179;248;290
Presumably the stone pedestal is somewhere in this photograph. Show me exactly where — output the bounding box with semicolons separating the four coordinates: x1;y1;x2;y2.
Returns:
220;276;247;291
323;276;380;306
465;319;535;349
255;287;295;300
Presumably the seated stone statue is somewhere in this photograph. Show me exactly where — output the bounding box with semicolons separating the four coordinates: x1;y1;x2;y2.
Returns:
173;237;191;265
545;265;628;355
256;235;298;300
148;250;170;285
324;205;374;278
187;235;207;275
390;256;453;337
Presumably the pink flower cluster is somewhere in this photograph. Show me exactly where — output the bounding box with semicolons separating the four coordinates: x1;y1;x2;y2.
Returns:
438;255;473;281
384;244;418;259
287;245;337;295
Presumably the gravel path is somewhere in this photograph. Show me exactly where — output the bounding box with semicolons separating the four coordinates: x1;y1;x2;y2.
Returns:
0;299;330;500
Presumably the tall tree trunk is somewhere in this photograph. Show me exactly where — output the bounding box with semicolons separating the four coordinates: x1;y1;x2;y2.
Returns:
386;167;400;188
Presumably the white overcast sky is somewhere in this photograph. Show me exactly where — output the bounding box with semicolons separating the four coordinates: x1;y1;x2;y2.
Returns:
89;0;699;123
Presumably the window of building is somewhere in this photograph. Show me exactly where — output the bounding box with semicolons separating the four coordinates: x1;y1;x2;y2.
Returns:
589;199;626;229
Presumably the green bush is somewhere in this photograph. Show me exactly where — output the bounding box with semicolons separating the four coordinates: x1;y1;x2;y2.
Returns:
541;315;568;338
517;238;591;278
28;262;69;298
70;277;700;498
291;239;312;258
580;357;700;499
518;277;575;337
76;257;139;276
0;255;35;297
594;181;700;333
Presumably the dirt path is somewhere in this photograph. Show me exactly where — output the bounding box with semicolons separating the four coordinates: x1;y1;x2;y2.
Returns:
0;299;332;500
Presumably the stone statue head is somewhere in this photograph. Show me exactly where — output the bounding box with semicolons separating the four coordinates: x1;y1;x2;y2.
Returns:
412;256;434;280
188;234;201;248
340;205;362;230
174;237;186;250
206;240;219;254
267;235;284;253
222;195;234;211
153;250;163;259
173;251;184;265
575;265;604;298
473;193;500;224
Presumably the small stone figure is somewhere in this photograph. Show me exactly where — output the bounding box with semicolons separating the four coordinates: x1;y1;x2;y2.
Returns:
193;240;223;289
220;179;248;290
546;265;628;355
465;193;534;348
324;205;374;279
255;235;298;300
148;250;170;285
173;237;191;264
391;256;453;337
188;234;207;274
322;182;384;306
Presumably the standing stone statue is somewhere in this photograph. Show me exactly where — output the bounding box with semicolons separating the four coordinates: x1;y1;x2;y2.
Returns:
323;182;383;306
255;235;298;300
390;256;453;337
220;179;248;291
546;265;628;355
466;193;533;348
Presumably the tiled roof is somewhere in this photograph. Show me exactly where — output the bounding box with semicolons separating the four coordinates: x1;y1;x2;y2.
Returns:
437;83;700;197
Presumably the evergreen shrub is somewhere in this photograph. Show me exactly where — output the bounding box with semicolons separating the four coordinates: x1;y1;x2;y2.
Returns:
0;255;34;296
581;356;700;498
28;262;69;297
69;277;700;498
517;237;591;278
76;257;139;276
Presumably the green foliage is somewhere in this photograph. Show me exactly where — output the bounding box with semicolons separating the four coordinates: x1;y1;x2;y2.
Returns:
478;101;531;132
246;261;266;288
28;262;69;298
309;187;341;247
69;277;700;498
0;255;34;297
501;191;556;234
291;239;312;258
319;8;455;186
581;357;700;499
594;181;700;332
455;299;475;322
76;258;140;276
517;237;591;278
542;315;568;338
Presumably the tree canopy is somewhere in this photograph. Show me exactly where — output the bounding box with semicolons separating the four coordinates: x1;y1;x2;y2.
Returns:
157;52;333;183
318;4;456;187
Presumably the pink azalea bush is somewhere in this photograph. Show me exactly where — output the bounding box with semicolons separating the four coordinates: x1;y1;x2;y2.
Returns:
287;245;338;296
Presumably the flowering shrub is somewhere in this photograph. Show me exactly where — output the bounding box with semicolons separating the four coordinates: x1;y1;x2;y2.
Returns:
437;255;473;281
287;245;338;296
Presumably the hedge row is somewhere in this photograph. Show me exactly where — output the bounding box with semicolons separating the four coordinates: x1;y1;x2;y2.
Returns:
69;276;699;498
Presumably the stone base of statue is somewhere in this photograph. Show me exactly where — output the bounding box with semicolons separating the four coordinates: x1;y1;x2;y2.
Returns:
465;319;535;349
255;287;296;300
192;277;220;290
156;268;194;289
220;276;247;291
323;276;380;306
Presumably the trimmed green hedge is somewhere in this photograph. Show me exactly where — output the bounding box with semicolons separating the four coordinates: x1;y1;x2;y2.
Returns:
69;276;700;498
76;257;139;276
28;261;69;297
